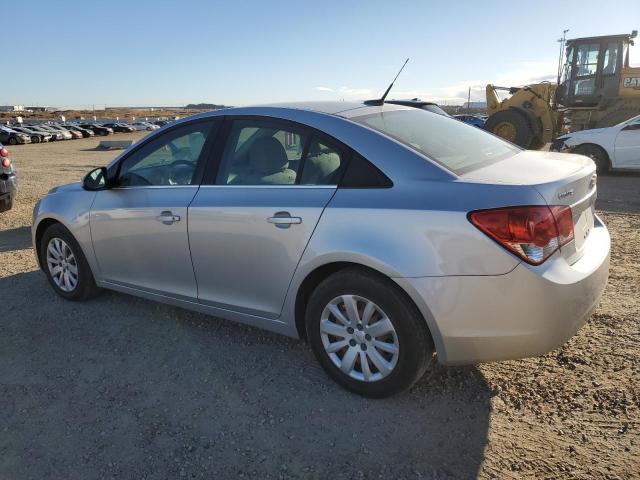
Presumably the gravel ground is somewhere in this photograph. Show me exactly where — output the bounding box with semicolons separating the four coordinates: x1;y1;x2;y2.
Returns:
0;135;638;479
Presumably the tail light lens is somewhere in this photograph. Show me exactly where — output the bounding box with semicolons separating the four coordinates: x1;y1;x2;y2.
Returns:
0;147;8;158
468;206;574;265
1;158;10;169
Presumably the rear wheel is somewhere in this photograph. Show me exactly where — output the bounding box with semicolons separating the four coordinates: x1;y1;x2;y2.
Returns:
572;144;609;173
485;109;534;148
7;137;17;145
31;136;40;144
306;268;434;398
40;223;100;301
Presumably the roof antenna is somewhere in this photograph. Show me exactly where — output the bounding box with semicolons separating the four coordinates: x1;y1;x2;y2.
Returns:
364;58;410;106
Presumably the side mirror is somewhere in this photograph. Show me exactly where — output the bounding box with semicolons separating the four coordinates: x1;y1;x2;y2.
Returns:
82;166;109;191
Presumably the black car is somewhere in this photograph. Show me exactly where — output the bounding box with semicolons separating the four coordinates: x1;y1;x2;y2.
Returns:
0;126;31;145
0;143;17;212
79;124;114;136
63;124;95;138
102;123;135;133
11;126;52;143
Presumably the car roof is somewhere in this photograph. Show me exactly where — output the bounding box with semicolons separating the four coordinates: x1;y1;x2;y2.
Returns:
191;101;412;121
109;101;453;182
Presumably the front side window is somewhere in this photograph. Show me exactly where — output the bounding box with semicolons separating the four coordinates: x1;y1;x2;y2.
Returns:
118;121;216;187
575;44;600;77
216;120;307;185
352;109;520;175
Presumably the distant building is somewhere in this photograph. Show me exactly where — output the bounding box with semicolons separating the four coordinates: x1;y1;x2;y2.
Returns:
27;106;56;112
0;105;25;112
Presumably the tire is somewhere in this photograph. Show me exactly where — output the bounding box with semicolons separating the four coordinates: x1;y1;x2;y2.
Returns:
572;144;609;173
484;109;534;148
40;223;100;301
31;136;40;144
306;268;434;398
7;137;17;145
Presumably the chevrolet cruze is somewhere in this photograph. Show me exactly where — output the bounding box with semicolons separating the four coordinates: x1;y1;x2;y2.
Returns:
32;102;610;397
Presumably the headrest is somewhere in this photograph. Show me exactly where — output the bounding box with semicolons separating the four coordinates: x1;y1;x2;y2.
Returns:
249;137;289;174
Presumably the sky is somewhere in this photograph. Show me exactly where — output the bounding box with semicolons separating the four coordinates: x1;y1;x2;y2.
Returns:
3;0;639;108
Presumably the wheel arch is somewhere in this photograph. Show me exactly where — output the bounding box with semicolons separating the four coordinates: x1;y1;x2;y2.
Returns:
571;142;611;168
293;261;444;360
34;217;65;268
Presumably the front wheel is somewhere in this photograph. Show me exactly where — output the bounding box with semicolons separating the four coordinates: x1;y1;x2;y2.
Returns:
40;223;100;301
484;109;534;148
572;144;609;173
7;137;17;145
306;268;434;398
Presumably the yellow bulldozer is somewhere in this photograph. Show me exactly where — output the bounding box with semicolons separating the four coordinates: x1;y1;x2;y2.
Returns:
484;31;640;149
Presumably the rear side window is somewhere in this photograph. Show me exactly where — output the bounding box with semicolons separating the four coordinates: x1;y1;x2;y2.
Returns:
340;153;392;188
352;109;520;175
299;135;344;185
216;119;307;185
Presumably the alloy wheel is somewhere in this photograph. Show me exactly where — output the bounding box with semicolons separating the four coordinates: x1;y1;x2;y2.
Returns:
319;295;399;382
46;237;79;292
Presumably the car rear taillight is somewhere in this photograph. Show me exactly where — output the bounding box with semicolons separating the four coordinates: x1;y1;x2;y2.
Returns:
468;206;575;265
1;158;10;168
0;148;8;158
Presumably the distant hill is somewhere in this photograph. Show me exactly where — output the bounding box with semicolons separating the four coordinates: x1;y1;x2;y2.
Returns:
185;103;230;110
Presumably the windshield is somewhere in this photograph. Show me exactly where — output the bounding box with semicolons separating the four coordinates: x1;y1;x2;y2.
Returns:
619;113;640;126
351;109;520;175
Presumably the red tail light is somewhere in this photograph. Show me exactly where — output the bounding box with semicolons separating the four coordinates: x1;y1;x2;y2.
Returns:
468;206;574;265
0;147;8;158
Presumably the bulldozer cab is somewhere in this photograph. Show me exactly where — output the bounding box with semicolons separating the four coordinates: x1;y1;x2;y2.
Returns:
558;32;636;108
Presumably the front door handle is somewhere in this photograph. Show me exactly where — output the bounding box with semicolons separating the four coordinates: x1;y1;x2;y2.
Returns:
156;211;181;225
267;211;302;229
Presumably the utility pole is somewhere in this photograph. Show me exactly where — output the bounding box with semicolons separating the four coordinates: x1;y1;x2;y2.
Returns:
467;87;471;114
557;29;569;86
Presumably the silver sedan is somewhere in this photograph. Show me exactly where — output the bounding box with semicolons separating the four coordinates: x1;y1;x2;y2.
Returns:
32;102;610;397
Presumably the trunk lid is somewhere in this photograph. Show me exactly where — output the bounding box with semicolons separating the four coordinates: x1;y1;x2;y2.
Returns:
462;150;597;264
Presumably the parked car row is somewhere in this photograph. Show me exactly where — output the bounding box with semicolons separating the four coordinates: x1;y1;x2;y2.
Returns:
0;120;166;145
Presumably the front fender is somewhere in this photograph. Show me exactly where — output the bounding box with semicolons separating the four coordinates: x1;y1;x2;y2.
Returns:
32;188;98;274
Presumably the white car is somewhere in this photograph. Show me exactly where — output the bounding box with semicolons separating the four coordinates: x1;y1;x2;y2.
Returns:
131;122;160;131
551;114;640;172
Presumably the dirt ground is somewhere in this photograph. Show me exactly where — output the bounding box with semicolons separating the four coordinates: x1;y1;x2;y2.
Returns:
0;134;638;479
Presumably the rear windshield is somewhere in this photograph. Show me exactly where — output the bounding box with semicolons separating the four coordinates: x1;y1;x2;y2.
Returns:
351;109;520;175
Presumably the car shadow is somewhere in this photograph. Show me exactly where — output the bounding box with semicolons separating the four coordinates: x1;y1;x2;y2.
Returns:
596;171;640;214
0;226;31;252
0;270;491;479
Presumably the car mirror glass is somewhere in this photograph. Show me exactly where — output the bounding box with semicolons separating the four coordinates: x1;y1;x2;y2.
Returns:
82;167;108;191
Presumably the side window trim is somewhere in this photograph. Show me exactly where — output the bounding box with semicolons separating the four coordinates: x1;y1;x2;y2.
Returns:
110;117;222;188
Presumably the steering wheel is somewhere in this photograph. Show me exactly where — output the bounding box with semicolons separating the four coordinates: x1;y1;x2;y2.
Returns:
168;160;195;185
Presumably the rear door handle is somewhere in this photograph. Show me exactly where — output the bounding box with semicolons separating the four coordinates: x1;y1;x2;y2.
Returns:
267;211;302;229
156;210;181;225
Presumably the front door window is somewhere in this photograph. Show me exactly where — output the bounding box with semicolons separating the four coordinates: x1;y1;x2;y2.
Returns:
118;121;215;187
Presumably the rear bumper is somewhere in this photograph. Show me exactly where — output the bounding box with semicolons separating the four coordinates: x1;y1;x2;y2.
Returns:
397;216;610;365
0;175;17;212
